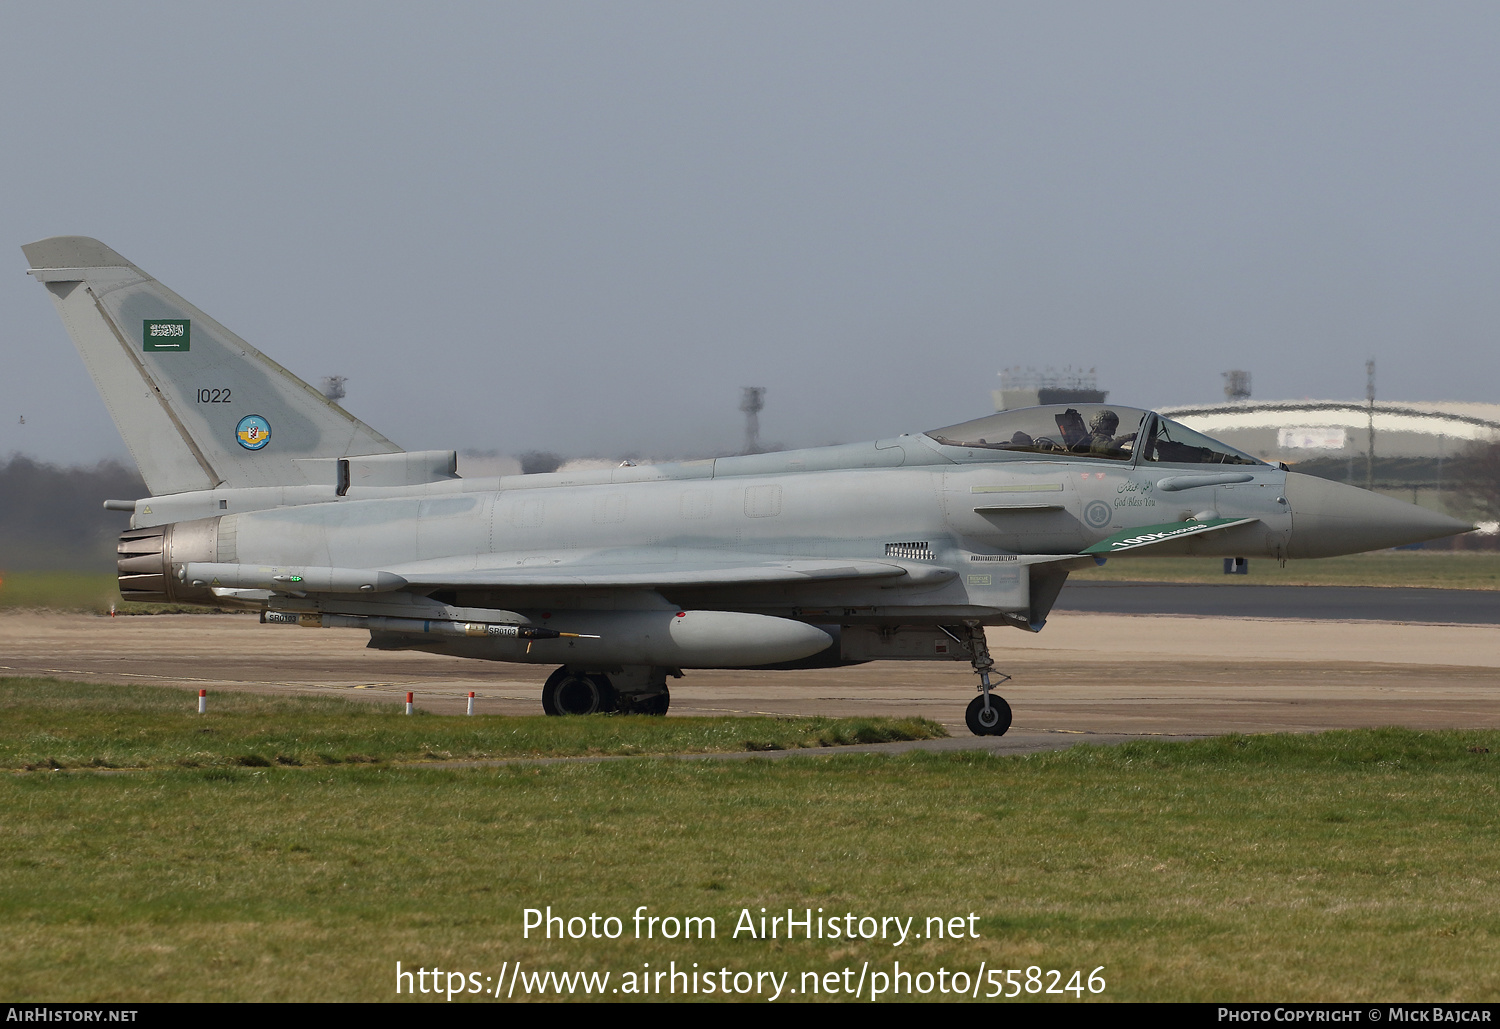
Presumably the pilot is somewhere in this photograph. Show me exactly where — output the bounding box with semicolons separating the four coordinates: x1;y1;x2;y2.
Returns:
1088;410;1119;439
1086;410;1135;457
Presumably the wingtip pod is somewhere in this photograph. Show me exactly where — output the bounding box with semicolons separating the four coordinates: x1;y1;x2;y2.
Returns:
22;235;133;271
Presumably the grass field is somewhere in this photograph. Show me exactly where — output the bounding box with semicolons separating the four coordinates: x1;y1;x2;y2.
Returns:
2;679;1497;1002
0;571;217;614
0;677;944;769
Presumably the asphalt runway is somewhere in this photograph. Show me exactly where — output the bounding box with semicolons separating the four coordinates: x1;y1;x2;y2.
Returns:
1056;581;1500;623
3;608;1496;757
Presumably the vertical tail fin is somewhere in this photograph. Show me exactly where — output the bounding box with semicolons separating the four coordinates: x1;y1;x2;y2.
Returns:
22;236;402;495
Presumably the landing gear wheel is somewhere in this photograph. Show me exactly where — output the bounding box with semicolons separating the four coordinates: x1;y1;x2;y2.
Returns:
587;674;619;713
965;694;1012;736
541;668;617;716
615;686;669;715
636;687;669;716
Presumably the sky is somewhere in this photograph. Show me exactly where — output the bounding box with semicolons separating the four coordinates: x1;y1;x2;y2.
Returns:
3;2;1499;467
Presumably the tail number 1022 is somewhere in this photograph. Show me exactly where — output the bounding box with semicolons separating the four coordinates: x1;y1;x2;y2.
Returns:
197;388;232;403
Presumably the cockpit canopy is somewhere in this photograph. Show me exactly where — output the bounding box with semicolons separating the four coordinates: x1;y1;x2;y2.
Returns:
926;405;1264;466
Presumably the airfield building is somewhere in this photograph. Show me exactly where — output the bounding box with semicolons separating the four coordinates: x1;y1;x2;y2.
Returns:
991;366;1108;411
1157;399;1500;466
1159;399;1500;545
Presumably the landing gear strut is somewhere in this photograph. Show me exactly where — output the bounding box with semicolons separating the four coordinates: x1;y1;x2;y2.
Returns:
956;622;1012;736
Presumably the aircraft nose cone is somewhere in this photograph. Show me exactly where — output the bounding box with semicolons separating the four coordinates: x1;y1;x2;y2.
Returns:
1284;472;1476;559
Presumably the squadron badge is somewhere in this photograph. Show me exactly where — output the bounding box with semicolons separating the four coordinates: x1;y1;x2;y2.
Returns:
235;414;271;451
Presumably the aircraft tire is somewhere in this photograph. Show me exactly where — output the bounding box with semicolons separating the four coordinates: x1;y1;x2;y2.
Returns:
587;674;620;713
614;687;669;715
965;694;1012;736
542;668;615;716
636;688;670;716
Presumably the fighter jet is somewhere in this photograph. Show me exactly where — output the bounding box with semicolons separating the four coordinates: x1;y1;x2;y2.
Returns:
22;237;1475;734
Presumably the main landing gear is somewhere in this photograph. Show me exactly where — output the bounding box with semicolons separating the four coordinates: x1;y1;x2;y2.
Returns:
541;669;615;715
541;666;671;717
956;623;1012;737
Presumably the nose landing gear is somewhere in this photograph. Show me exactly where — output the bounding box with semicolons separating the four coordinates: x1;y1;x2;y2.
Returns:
954;622;1012;736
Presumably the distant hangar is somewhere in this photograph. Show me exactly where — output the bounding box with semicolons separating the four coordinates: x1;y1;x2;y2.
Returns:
1157;400;1500;464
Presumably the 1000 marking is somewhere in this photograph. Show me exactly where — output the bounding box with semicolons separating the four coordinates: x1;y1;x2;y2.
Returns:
197;388;231;403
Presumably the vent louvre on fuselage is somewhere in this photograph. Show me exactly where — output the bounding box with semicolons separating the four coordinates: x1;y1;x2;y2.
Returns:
885;542;933;561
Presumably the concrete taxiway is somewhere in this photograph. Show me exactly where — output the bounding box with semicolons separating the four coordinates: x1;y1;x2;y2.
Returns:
2;609;1495;756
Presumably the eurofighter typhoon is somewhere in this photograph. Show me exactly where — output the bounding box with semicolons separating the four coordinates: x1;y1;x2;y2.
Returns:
23;237;1475;734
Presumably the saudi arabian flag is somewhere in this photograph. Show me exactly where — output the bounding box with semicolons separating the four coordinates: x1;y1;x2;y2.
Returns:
143;319;190;351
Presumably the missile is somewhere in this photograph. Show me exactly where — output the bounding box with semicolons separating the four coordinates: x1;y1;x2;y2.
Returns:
260;611;597;640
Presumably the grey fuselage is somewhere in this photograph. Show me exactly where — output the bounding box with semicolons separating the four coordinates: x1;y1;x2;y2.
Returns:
129;425;1298;668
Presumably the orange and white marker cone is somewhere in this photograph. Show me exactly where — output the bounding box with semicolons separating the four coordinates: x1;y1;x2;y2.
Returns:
405;691;414;715
198;689;206;714
467;691;475;716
